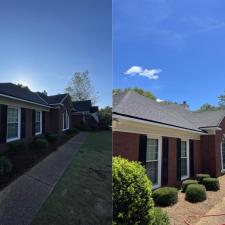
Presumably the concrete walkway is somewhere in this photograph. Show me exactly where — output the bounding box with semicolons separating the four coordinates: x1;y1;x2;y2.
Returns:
196;197;225;225
0;132;89;225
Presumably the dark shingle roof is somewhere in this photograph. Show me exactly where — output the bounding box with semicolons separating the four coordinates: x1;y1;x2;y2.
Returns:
0;83;48;106
0;83;69;107
73;100;92;112
113;91;225;132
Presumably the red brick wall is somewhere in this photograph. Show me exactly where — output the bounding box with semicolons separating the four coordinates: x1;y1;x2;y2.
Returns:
113;131;140;161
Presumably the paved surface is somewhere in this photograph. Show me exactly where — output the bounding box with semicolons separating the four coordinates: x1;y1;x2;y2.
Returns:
0;132;89;225
196;197;225;225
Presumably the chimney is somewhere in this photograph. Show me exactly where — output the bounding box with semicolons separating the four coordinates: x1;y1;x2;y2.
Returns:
181;101;189;110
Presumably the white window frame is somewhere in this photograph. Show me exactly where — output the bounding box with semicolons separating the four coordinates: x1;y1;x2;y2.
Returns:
181;139;190;180
6;106;21;143
62;110;69;131
221;141;225;172
35;111;42;135
146;135;162;189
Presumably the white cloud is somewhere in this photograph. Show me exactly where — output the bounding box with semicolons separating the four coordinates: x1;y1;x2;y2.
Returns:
125;66;161;80
156;98;164;102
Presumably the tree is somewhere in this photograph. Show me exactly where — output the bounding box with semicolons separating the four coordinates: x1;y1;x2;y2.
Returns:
99;106;112;130
113;87;156;101
218;92;225;109
196;103;218;112
65;70;98;104
41;90;48;95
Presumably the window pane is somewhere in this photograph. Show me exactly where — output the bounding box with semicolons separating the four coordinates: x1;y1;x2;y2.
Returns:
35;112;40;122
7;123;18;139
7;108;18;123
146;161;158;185
146;139;158;161
181;158;187;177
181;141;187;158
35;122;40;133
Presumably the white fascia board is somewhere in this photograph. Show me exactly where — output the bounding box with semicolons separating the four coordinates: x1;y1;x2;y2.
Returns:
113;114;206;135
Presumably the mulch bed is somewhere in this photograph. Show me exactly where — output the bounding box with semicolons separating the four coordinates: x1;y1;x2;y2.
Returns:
0;132;78;190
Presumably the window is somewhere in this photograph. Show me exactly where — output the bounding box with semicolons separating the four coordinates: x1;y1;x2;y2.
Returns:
7;107;21;142
181;140;189;179
62;110;69;131
35;111;42;135
221;141;225;171
146;138;161;188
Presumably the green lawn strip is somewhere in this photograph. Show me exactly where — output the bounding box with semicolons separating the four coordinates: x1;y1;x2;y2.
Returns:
32;131;112;225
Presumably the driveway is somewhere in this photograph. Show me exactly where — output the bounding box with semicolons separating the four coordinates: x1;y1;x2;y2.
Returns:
0;132;89;225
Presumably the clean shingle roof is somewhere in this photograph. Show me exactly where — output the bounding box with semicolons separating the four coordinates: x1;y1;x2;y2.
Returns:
113;91;225;132
73;100;92;112
0;83;68;107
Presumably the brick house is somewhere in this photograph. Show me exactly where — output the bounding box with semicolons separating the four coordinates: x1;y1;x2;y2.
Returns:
71;100;99;129
0;83;73;152
113;91;225;188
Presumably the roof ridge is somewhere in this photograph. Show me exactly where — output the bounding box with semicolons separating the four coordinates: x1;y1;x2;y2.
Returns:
35;92;49;105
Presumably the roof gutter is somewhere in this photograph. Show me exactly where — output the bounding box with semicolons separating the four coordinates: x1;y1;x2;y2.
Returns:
113;112;207;135
0;93;51;108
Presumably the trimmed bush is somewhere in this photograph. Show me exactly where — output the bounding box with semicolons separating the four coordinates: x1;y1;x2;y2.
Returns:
8;140;27;151
185;184;206;203
202;178;220;191
64;128;79;135
113;157;155;225
46;133;59;142
196;174;210;184
77;124;92;131
0;156;13;176
182;179;198;193
34;134;46;140
153;208;170;225
153;187;178;207
31;138;48;150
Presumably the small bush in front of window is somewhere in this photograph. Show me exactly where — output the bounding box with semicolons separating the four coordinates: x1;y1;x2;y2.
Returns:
196;174;210;184
8;140;27;152
181;179;198;193
31;138;48;150
0;156;13;176
185;184;207;203
153;208;170;225
45;133;59;142
152;187;178;207
113;156;155;225
202;178;220;191
64;128;79;135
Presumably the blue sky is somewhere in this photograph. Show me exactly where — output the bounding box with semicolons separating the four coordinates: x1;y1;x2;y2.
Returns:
0;0;111;108
113;0;225;110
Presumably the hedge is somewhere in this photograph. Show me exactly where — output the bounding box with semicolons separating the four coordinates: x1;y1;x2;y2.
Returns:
202;178;220;191
182;179;198;193
185;184;207;203
196;174;210;184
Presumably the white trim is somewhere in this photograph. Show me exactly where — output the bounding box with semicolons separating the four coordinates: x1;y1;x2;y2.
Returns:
113;114;206;135
0;93;51;108
62;110;70;131
35;111;42;135
146;135;162;189
181;139;190;180
6;107;21;143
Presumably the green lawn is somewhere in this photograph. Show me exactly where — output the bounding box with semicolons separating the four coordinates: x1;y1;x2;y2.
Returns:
32;131;112;225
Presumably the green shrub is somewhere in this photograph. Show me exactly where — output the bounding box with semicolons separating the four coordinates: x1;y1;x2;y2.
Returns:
64;128;79;135
45;133;59;142
0;156;13;176
113;157;155;225
182;179;198;193
196;174;210;184
153;208;170;225
202;178;220;191
31;138;48;150
185;184;206;203
8;140;27;151
153;187;178;207
34;134;46;140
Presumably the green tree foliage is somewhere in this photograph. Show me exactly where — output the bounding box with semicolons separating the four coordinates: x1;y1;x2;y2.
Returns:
196;103;218;112
99;106;112;130
113;157;155;225
218;91;225;108
113;87;156;101
65;70;98;104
